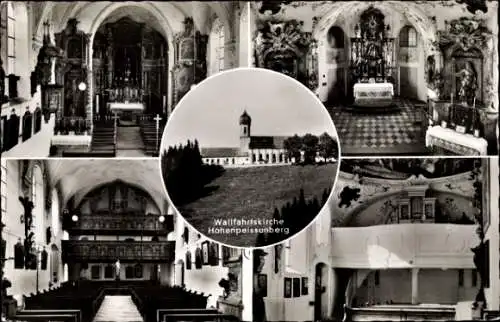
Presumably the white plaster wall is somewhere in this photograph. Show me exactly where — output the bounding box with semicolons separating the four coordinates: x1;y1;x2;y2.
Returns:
330;224;479;269
485;158;500;310
3;160;60;303
173;218;227;309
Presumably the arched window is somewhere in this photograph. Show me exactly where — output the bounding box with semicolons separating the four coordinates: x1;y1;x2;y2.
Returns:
32;165;44;244
51;189;60;237
399;25;417;48
209;18;225;75
0;2;15;74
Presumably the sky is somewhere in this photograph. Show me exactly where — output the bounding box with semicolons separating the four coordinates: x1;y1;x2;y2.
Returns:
161;68;339;149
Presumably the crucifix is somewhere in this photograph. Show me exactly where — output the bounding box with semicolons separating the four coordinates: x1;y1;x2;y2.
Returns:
154;114;162;150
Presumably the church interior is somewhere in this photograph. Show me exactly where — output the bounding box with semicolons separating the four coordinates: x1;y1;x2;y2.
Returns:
250;0;499;156
0;159;253;321
253;158;500;321
1;1;250;158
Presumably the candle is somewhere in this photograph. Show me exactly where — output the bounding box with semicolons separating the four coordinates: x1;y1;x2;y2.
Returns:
163;95;166;111
473;97;476;108
451;93;453;105
96;95;99;114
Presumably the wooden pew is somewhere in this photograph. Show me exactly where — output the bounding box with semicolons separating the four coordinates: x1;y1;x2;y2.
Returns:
161;313;240;322
14;309;82;322
10;313;79;322
157;308;219;322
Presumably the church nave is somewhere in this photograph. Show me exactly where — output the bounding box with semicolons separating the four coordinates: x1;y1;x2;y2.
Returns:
0;159;252;322
1;1;250;158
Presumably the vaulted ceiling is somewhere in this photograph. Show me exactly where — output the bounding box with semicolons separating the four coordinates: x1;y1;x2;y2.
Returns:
46;159;166;212
31;1;236;41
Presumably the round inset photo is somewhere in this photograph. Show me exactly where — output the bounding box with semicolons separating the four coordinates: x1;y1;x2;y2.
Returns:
160;68;340;248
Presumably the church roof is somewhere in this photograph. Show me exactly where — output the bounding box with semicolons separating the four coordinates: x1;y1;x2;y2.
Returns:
201;147;247;158
249;136;287;149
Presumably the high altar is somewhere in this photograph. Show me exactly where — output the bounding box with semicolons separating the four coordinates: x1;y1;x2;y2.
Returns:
92;18;168;117
350;8;395;108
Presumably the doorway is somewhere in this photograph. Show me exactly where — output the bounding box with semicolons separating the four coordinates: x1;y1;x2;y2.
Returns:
314;263;328;321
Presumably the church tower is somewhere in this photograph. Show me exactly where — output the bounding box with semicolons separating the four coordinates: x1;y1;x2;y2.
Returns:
239;110;251;154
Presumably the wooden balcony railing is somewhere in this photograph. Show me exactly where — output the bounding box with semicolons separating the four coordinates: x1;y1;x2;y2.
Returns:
62;213;174;235
61;241;175;263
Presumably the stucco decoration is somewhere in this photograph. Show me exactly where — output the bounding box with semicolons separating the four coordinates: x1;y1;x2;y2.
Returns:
435;17;491;52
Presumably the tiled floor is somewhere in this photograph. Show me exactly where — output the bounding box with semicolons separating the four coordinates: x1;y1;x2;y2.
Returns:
93;295;143;322
329;98;431;156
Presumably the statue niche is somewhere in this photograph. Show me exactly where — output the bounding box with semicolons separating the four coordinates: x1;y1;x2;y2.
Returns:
437;17;491;104
254;20;317;90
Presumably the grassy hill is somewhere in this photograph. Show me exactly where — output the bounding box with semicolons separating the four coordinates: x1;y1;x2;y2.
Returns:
178;163;338;247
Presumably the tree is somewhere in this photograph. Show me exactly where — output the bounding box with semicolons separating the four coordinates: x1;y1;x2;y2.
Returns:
301;134;319;164
283;135;302;163
318;132;338;162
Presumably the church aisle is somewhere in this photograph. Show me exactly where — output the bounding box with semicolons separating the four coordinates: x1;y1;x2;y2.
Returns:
93;296;143;322
115;126;146;156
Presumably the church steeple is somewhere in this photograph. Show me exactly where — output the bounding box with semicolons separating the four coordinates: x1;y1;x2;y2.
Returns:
239;110;251;126
239;110;251;137
239;110;251;154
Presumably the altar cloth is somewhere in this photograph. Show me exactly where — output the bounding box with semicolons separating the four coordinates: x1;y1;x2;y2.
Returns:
51;135;92;146
353;83;394;107
109;102;144;111
425;126;487;155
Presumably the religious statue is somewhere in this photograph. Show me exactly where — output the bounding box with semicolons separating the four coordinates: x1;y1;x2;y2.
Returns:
456;61;478;104
115;259;121;280
218;277;230;298
426;56;436;84
24;232;37;270
19;196;34;236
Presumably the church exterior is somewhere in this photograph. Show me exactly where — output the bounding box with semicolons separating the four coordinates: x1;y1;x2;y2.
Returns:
201;111;290;167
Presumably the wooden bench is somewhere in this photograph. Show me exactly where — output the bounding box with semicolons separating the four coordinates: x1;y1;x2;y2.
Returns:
10;312;79;322
157;309;219;322
14;309;82;322
161;313;239;322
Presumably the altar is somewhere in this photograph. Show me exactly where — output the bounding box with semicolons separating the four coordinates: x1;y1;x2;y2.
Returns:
108;102;145;112
353;82;394;108
426;125;488;155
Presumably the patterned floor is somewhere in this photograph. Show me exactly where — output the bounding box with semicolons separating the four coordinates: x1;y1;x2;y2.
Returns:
93;295;143;322
329;98;431;156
